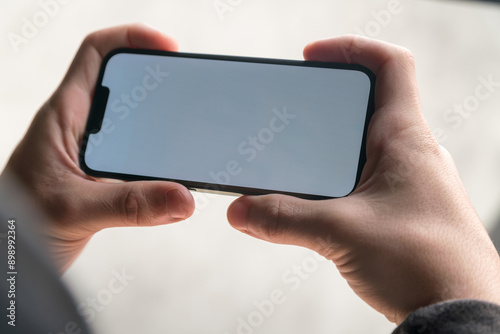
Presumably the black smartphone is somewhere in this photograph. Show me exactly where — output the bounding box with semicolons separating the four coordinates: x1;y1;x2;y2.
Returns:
80;48;375;199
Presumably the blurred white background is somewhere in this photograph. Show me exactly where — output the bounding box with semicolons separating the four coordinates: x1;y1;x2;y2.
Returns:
1;1;500;333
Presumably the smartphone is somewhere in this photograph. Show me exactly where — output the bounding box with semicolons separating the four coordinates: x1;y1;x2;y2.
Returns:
80;48;375;199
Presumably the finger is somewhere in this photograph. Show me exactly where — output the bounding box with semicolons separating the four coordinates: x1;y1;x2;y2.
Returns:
68;177;195;231
304;36;426;141
48;23;179;159
227;194;358;257
63;23;179;96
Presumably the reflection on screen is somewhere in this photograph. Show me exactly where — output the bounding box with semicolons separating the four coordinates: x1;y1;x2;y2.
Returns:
84;53;372;197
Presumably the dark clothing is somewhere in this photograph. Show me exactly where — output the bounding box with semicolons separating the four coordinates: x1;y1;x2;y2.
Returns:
394;299;500;333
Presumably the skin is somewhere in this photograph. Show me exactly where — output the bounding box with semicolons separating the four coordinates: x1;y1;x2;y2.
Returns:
4;24;196;272
3;24;500;325
227;36;500;323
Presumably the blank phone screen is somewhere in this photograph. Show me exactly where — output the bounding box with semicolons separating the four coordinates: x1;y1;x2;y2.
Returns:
82;51;373;198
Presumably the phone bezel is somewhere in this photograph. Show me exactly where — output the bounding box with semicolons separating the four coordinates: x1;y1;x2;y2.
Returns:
80;48;376;200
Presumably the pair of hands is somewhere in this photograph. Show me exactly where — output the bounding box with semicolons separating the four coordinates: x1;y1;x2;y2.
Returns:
5;24;500;324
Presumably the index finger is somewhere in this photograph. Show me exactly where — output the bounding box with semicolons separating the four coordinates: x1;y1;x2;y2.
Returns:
304;35;425;138
62;23;179;95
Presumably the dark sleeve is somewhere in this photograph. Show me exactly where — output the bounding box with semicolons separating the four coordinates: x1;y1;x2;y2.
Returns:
393;299;500;334
0;173;92;334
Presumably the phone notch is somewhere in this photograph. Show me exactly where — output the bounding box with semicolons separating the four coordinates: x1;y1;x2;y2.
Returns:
87;85;110;134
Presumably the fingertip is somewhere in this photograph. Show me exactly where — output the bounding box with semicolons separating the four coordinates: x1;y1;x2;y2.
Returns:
303;41;316;60
227;196;250;231
302;37;343;62
179;186;195;216
167;186;195;220
128;22;179;52
303;39;333;61
166;189;190;220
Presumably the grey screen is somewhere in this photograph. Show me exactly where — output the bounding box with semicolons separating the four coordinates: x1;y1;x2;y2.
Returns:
84;52;372;198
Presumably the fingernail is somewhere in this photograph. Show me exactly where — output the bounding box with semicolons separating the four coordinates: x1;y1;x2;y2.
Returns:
228;199;249;231
166;190;188;219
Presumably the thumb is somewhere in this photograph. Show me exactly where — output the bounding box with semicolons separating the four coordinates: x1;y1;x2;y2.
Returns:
70;177;195;231
227;194;349;255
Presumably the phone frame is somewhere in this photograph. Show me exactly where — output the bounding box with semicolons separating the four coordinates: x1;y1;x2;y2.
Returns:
80;48;376;200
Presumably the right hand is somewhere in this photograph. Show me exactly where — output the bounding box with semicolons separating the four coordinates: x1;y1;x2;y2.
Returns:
227;35;500;324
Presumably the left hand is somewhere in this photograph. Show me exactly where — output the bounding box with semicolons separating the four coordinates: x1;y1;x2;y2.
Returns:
4;24;196;272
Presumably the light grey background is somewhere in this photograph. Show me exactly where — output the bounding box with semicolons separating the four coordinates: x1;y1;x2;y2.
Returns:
1;1;500;333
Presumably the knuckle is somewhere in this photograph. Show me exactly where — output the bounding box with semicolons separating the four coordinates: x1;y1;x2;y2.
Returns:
254;195;291;241
123;185;151;226
123;186;140;225
81;32;97;49
122;184;171;226
80;30;107;58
